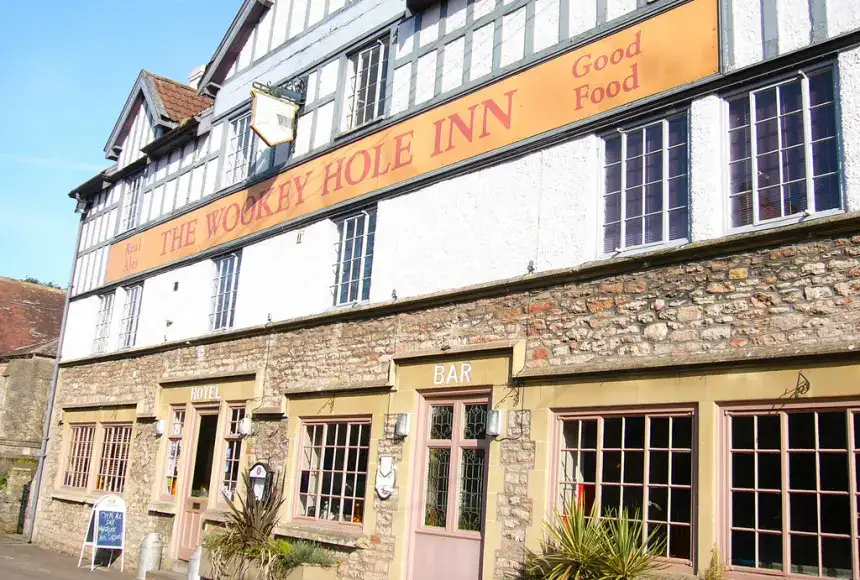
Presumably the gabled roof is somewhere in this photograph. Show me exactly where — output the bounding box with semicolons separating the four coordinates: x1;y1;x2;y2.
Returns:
198;0;273;97
103;70;213;160
0;338;59;361
147;72;214;123
0;277;65;356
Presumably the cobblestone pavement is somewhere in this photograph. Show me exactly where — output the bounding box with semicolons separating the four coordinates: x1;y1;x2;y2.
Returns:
0;535;131;579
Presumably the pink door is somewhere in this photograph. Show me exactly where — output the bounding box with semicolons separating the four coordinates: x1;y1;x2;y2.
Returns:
411;396;490;580
176;409;220;561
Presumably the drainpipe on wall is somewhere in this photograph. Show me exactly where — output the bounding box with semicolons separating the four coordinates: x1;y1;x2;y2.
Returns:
24;210;85;543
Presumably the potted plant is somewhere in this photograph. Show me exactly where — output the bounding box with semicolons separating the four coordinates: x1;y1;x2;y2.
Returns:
202;470;337;580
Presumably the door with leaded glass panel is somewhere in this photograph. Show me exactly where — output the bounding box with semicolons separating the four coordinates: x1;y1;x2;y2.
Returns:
411;397;490;580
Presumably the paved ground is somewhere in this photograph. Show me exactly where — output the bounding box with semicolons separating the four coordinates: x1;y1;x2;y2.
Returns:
0;535;131;579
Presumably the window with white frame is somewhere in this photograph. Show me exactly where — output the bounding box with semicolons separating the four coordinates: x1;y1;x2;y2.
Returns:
728;66;840;228
224;114;256;187
221;407;245;501
297;420;371;524
96;424;133;493
332;209;376;306
727;407;860;578
118;284;143;349
211;253;241;331
344;39;388;131
120;173;144;232
63;425;96;489
164;407;185;497
558;411;694;564
92;292;115;354
602;115;689;253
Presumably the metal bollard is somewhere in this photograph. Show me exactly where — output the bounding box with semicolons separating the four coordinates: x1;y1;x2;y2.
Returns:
187;545;202;580
136;533;163;580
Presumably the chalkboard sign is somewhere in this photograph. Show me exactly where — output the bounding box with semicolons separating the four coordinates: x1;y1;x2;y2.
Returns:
97;510;124;549
78;494;127;572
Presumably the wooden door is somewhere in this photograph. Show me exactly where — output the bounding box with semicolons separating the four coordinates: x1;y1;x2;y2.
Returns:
176;409;219;561
411;396;490;580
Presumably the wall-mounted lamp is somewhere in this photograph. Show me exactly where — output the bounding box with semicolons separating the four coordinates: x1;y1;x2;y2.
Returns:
394;413;411;438
486;410;504;438
154;419;166;437
239;417;254;437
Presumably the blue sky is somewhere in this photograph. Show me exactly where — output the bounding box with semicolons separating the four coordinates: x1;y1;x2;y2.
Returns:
0;0;240;287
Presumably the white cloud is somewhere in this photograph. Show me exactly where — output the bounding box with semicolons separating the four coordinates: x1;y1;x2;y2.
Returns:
0;153;107;173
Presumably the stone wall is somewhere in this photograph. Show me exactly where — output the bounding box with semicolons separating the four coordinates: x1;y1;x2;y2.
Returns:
0;459;37;534
0;356;52;446
35;221;860;577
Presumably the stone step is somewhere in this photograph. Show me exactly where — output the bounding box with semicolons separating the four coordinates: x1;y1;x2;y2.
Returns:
146;570;186;580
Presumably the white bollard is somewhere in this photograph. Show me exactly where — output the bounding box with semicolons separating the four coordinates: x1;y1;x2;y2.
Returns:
187;545;202;580
136;533;163;580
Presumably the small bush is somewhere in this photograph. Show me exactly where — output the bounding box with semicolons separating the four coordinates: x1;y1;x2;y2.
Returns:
700;547;726;580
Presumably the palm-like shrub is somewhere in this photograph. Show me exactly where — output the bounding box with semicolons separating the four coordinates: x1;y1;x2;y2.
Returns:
205;470;335;579
526;502;665;580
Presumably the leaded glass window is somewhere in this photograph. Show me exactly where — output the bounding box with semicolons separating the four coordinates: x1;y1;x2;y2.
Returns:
422;400;489;534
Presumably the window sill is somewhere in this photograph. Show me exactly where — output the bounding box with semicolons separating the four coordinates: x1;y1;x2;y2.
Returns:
50;488;103;505
148;501;177;515
729;208;843;235
274;522;368;549
336;116;385;141
600;238;690;259
203;509;229;524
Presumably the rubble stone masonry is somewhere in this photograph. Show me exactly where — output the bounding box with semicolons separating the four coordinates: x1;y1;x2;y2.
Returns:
35;215;860;576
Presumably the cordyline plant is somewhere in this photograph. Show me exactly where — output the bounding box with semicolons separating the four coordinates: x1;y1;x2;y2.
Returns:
525;501;666;580
205;470;335;579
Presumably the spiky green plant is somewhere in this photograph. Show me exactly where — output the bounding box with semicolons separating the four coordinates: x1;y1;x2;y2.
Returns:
526;502;606;580
204;469;337;579
205;469;287;579
598;509;666;580
526;502;666;580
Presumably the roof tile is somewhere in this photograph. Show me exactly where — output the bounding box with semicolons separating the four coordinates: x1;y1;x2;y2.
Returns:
145;72;214;123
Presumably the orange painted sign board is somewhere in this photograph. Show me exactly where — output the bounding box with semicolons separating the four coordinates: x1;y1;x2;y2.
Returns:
105;0;718;284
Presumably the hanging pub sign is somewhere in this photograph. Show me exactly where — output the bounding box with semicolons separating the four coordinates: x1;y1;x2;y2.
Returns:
77;494;127;572
104;0;718;284
250;86;301;147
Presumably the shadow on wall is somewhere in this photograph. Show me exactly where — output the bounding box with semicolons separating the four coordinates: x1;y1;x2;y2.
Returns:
0;459;37;534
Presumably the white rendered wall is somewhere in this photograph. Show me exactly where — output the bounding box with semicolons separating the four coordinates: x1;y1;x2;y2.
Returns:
233;220;338;329
371;136;599;303
689;96;725;242
827;0;860;37
137;261;213;346
839;46;860;213
61;297;100;360
776;0;812;54
730;0;763;69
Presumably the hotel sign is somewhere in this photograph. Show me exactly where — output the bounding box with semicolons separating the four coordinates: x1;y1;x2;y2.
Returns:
105;0;718;283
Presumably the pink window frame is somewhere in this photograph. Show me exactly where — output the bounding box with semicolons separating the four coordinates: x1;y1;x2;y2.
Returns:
220;406;246;502
720;399;860;579
551;405;697;573
161;406;186;501
291;416;372;530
